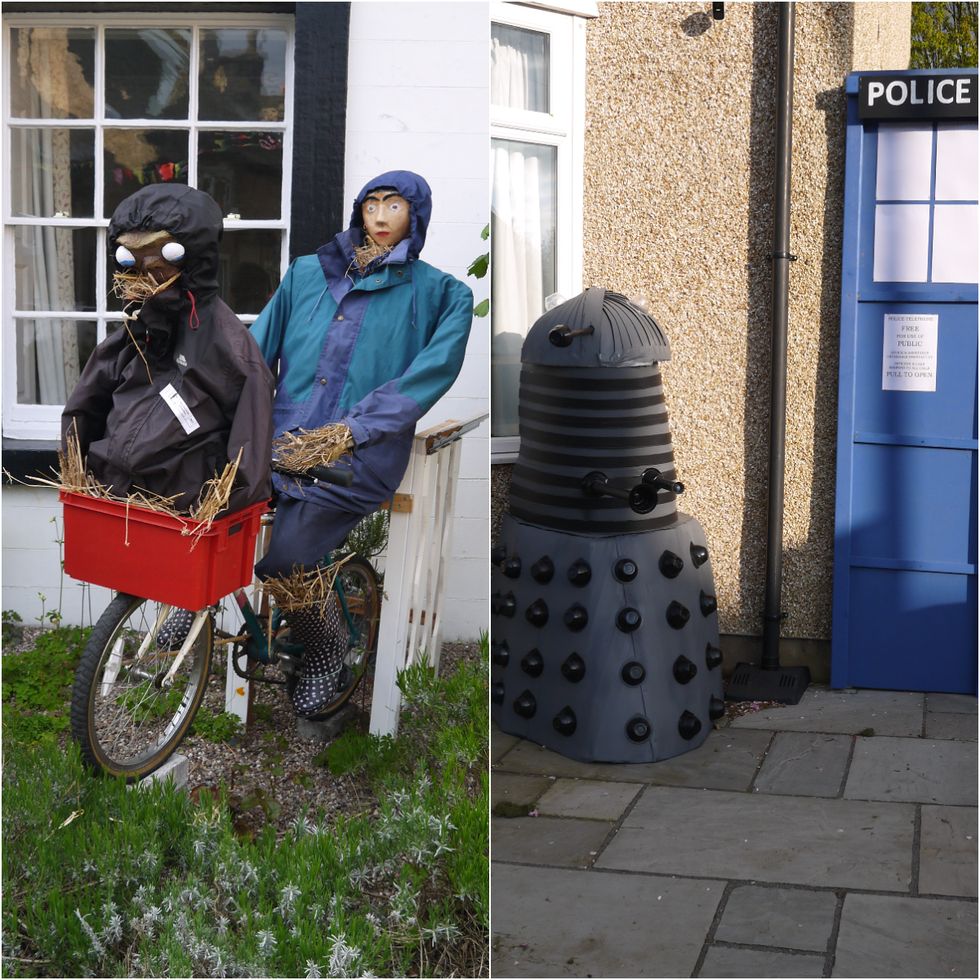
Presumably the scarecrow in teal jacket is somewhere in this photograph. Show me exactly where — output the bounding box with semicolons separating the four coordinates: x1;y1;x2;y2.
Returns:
250;170;473;715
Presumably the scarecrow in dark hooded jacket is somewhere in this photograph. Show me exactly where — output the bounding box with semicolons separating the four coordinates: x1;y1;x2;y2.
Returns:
250;169;473;717
62;184;275;516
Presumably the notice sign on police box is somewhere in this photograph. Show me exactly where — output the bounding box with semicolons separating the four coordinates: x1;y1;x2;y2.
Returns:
882;314;939;392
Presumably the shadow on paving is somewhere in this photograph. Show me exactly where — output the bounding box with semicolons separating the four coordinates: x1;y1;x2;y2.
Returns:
491;686;978;979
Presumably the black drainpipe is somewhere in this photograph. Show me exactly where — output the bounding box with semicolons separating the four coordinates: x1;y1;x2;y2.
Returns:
728;0;810;704
762;0;796;669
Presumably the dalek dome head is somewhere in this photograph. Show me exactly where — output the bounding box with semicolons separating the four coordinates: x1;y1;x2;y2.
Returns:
521;287;671;368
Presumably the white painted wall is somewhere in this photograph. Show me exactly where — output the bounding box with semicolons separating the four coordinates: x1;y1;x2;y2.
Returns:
2;485;113;627
2;2;489;639
345;1;489;640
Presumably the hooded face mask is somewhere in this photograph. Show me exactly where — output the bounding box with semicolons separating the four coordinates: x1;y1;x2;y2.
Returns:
111;229;186;304
347;171;433;267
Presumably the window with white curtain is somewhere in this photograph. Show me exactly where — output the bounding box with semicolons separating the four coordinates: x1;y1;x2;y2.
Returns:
490;2;589;461
2;15;293;439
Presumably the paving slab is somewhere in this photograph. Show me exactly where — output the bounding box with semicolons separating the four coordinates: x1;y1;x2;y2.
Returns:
925;693;978;714
918;804;978;898
492;816;612;869
493;863;723;978
495;728;772;792
492;726;520;763
832;893;978;977
596;786;914;892
536;778;641;821
925;710;978;741
699;946;825;978
492;772;554;811
714;885;838;952
730;688;924;736
752;732;851;797
844;736;977;805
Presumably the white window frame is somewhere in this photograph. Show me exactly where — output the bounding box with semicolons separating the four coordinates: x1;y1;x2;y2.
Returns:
490;0;589;463
2;11;295;440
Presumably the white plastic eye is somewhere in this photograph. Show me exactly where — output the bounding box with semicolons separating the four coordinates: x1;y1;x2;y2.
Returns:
115;245;136;268
387;201;402;211
364;202;378;213
160;241;185;263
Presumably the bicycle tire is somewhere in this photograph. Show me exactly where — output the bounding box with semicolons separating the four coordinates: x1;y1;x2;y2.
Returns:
313;556;381;718
70;593;212;780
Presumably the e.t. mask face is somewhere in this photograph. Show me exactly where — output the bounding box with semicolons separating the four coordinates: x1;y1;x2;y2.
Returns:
111;230;185;304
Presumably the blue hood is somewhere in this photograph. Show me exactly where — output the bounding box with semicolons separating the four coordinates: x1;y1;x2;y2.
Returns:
348;170;432;263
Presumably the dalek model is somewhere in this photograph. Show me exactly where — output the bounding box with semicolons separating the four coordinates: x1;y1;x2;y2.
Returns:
491;288;724;763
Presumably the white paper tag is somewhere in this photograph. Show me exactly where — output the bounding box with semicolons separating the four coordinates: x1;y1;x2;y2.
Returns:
160;383;200;434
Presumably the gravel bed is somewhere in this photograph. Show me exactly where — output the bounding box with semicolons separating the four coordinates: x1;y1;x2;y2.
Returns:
6;625;481;839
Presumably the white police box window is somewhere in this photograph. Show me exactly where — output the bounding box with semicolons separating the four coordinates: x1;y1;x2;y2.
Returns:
862;73;978;286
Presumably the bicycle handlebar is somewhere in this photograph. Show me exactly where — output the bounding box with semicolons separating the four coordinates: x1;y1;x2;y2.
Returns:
271;461;354;487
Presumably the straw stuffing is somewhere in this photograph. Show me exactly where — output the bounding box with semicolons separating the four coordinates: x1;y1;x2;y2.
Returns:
15;422;243;546
272;423;352;472
260;555;351;615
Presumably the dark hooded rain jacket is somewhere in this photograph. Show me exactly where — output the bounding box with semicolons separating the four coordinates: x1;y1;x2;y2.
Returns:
62;184;274;514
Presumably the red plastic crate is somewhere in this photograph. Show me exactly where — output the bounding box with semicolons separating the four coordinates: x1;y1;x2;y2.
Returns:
60;491;268;609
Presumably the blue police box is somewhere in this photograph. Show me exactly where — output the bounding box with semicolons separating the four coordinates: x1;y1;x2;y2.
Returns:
832;69;978;693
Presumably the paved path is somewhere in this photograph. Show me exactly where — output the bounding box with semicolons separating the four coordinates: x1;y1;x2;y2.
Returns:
491;687;978;978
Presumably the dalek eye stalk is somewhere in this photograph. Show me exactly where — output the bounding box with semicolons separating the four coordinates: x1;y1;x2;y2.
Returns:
491;288;724;763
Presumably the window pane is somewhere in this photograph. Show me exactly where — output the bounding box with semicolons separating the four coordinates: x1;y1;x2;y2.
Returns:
105;29;190;119
199;30;287;121
14;227;98;312
491;138;556;438
16;318;97;405
491;24;549;112
9;27;95;119
199;132;283;219
875;124;932;201
104;129;188;217
219;230;282;314
873;204;930;282
932;205;979;284
935;124;979;201
10;128;95;218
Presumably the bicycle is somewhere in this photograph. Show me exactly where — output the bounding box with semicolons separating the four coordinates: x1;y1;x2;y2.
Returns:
67;463;382;781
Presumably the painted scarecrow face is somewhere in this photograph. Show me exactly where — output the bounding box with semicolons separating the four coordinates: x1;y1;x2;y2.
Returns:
360;189;410;248
112;229;185;302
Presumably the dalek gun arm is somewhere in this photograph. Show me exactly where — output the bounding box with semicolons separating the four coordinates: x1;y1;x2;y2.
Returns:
580;468;684;515
642;467;685;496
580;470;658;515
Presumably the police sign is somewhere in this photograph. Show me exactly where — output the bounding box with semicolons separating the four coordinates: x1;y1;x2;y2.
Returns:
859;72;978;120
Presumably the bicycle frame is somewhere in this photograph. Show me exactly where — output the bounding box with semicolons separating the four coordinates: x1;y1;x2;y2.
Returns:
226;562;363;668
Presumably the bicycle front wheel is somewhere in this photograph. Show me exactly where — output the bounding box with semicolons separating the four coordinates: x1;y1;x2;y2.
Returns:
70;593;212;780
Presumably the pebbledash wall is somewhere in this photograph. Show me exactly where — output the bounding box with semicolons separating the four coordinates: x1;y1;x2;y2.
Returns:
492;1;912;675
2;1;490;640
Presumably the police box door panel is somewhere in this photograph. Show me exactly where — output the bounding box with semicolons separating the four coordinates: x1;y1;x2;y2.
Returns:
832;70;978;694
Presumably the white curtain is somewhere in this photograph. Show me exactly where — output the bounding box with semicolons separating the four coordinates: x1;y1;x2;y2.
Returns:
491;141;551;435
490;24;548;112
12;28;81;405
490;24;553;437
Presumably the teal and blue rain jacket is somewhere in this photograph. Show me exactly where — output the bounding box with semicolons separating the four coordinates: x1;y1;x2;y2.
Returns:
251;171;473;513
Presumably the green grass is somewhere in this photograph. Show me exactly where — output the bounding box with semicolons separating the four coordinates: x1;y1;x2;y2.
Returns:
2;627;489;977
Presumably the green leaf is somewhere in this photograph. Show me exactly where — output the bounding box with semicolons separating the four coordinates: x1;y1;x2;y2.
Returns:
473;298;490;318
467;253;489;279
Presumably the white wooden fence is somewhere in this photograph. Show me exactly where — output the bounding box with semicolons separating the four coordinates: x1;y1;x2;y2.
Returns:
225;413;487;735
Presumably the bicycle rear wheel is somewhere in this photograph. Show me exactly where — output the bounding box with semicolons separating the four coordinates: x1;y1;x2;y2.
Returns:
70;593;212;779
316;556;381;717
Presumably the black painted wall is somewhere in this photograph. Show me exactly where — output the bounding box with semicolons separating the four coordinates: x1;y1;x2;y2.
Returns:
290;2;351;259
